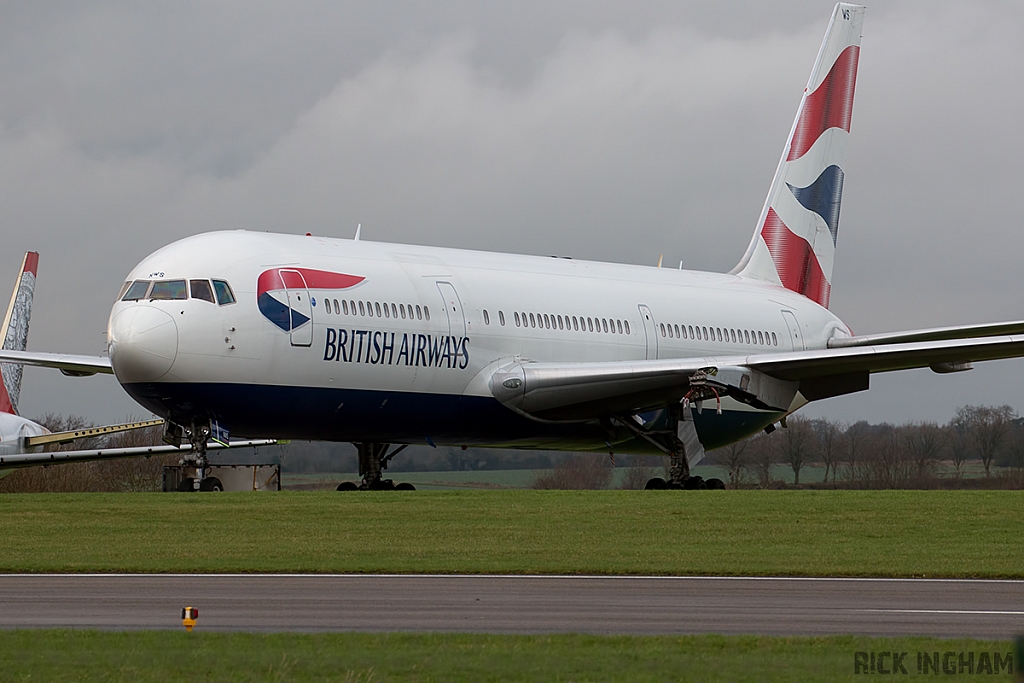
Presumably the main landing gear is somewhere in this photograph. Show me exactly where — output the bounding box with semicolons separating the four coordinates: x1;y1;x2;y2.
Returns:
336;443;417;491
614;406;726;491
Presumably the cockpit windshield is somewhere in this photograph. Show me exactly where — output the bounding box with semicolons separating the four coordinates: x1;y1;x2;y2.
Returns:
149;280;188;300
120;278;234;304
212;280;235;305
121;280;152;301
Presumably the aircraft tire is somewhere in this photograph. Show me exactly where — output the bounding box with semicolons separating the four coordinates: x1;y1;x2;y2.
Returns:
200;477;224;492
395;482;416;491
683;476;706;490
705;478;726;490
644;477;668;490
336;481;359;491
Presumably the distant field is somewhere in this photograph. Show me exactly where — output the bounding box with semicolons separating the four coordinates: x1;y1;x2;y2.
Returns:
2;490;1023;577
0;630;1012;683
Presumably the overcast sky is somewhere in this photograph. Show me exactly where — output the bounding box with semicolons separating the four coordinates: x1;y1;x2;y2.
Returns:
1;0;1022;428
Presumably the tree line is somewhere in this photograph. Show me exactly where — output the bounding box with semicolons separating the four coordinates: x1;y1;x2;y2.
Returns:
709;405;1024;489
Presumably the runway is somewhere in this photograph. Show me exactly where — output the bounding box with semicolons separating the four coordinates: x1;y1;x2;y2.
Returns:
1;574;1023;638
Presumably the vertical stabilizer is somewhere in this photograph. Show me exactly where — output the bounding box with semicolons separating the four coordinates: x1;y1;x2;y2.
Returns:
732;3;864;309
0;252;39;414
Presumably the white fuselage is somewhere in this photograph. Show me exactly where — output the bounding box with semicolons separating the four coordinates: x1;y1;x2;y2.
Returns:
107;231;849;451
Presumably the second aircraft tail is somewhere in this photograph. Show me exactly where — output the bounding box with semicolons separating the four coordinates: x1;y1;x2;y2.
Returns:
0;252;39;415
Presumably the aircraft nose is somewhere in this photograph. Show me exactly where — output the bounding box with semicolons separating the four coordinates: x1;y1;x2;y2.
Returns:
108;306;179;382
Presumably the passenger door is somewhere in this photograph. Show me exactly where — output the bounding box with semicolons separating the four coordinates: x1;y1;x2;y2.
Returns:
281;269;313;347
638;304;658;360
436;281;466;338
781;310;804;351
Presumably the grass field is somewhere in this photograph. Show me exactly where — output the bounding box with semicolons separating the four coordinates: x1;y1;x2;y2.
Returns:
0;631;1014;682
2;490;1024;576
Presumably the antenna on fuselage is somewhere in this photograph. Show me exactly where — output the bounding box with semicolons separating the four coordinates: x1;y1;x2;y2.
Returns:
354;223;361;241
656;254;663;268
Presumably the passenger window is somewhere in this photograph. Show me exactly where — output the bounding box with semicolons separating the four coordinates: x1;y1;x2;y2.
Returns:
483;310;490;325
587;318;594;332
150;280;187;300
624;320;630;335
681;325;687;339
391;303;397;318
424;306;430;321
757;331;764;345
616;320;623;334
529;313;536;327
375;302;382;317
325;299;333;314
558;315;564;330
415;305;422;320
772;332;778;346
499;311;505;326
383;303;390;318
515;312;521;327
573;317;579;331
350;300;356;315
359;301;366;315
122;280;152;301
602;319;608;333
399;304;405;319
212;280;235;305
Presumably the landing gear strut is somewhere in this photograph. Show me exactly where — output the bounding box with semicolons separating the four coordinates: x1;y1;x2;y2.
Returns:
616;406;724;490
336;443;416;491
171;421;223;492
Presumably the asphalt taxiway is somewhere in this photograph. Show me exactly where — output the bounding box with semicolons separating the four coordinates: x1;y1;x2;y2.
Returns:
1;575;1021;638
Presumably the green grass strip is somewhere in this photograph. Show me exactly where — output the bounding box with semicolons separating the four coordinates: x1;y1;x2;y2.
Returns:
0;631;1014;682
2;490;1023;576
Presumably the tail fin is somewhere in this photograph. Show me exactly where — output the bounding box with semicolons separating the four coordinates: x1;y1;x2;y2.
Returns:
0;252;39;414
732;3;864;309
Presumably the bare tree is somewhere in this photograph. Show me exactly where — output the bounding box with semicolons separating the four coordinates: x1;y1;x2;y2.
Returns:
947;423;970;479
780;417;811;485
749;433;776;489
903;422;947;480
810;419;842;483
717;439;750;488
955;405;1017;477
841;421;869;483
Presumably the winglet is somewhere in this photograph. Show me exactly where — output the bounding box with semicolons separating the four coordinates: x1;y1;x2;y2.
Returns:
0;252;39;414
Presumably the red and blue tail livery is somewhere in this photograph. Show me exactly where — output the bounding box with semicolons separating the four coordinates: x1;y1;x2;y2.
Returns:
257;268;364;332
733;3;864;310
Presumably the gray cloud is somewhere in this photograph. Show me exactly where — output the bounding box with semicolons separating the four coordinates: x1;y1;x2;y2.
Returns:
2;1;1022;426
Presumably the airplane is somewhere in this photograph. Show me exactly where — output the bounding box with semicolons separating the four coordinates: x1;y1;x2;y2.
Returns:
0;252;273;491
3;3;1024;491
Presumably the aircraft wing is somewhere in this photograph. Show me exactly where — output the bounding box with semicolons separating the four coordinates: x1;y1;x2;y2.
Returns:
490;333;1024;421
0;350;113;376
0;439;276;469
